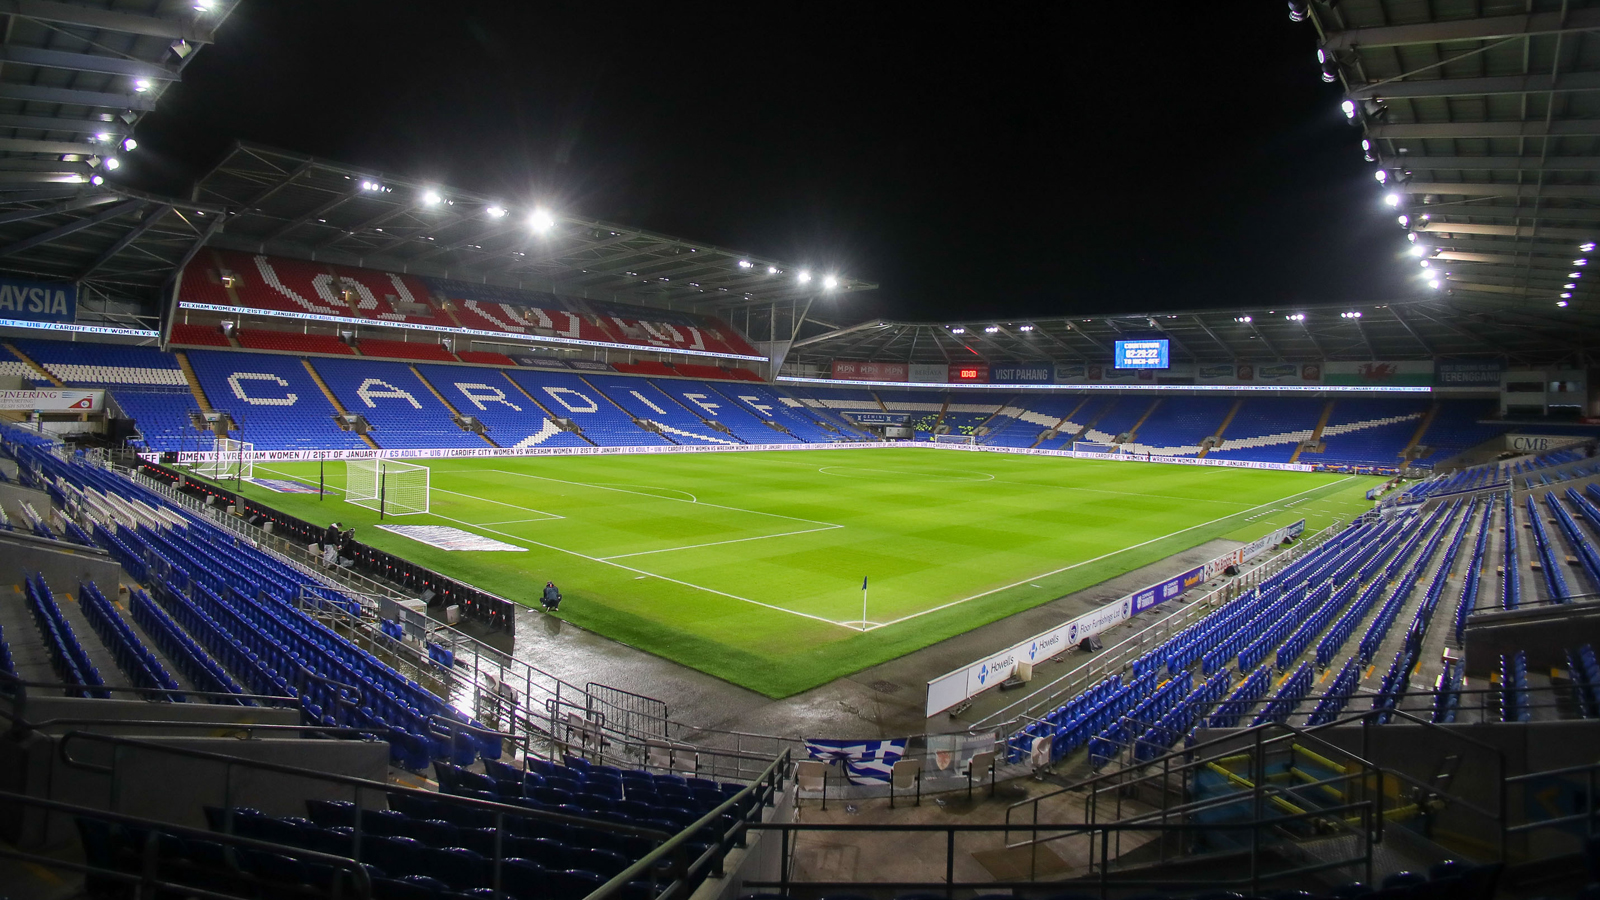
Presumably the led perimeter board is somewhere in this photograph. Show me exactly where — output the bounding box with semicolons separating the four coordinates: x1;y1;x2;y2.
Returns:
1114;339;1170;369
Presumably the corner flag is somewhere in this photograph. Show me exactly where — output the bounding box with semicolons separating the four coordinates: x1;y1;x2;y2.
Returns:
862;576;868;591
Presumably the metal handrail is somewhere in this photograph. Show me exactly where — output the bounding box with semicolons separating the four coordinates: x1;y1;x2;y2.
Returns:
0;788;374;900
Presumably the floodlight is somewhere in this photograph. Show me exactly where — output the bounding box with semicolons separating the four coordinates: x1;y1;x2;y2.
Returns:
1289;1;1309;22
737;260;752;268
1429;279;1441;289
1362;138;1377;162
90;175;103;186
1397;215;1408;227
1571;272;1583;279
984;325;1000;333
1584;242;1597;252
528;208;555;232
951;326;966;334
121;138;137;151
194;0;214;9
1235;315;1252;323
1419;260;1430;268
1317;48;1337;83
1566;284;1577;289
104;157;120;170
1284;313;1305;321
1341;100;1357;120
421;190;443;206
133;79;151;93
1374;169;1388;184
1384;193;1400;207
1577;259;1589;266
822;275;838;289
1559;300;1570;307
93;132;110;143
767;266;778;274
1562;292;1573;298
485;205;506;218
797;270;812;284
1409;244;1424;257
1019;324;1035;332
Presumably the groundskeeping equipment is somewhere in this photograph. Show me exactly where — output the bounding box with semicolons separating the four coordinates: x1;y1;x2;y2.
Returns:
346;458;429;517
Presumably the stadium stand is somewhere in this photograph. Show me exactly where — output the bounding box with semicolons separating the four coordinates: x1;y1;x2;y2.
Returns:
185;350;370;451
1207;397;1324;462
311;357;486;449
648;378;793;444
585;374;741;445
12;339;188;386
414;364;592;449
503;369;670;446
978;395;1086;448
1313;398;1430;467
237;328;356;355
168;321;233;346
1119;396;1236;456
357;338;458;362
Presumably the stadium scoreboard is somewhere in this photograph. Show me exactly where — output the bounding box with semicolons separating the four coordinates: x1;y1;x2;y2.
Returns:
1114;339;1169;369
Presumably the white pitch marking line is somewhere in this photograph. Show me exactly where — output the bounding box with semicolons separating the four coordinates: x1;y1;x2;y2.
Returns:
481;518;563;526
421;512;857;629
816;465;995;483
479;468;840;529
600;524;843;560
860;476;1358;632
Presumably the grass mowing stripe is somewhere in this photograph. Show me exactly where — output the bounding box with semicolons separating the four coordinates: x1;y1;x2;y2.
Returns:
215;449;1384;696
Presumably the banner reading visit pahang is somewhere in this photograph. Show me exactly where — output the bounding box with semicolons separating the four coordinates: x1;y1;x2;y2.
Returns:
924;518;1306;717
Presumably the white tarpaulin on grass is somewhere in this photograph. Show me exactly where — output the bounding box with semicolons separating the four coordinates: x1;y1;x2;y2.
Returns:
376;524;526;552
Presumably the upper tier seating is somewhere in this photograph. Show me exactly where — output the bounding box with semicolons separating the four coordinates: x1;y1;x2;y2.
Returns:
585;374;741;445
612;360;678;377
112;387;201;451
413;365;591;450
237;329;355;355
186;351;369;451
357;338;458;362
168;322;232;347
12;338;186;386
502;370;669;446
185;251;449;328
311;358;486;449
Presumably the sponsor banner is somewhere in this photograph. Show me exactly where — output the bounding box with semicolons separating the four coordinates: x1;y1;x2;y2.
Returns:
175;301;766;362
0;388;102;411
1056;363;1089;384
0;276;76;324
376;524;527;552
1506;433;1589;453
783;375;1432;393
948;362;989;383
832;359;909;382
908;363;948;384
1326;360;1434;387
925;518;1307;716
157;438;1317;471
844;412;909;425
0;318;157;338
990;363;1054;384
567;359;614;372
1436;359;1503;388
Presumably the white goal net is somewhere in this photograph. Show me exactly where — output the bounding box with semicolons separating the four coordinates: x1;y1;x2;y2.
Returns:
196;438;253;479
933;432;977;445
346;459;430;516
1071;441;1121;455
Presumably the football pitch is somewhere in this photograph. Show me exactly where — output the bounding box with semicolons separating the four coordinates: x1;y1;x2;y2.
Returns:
225;449;1383;697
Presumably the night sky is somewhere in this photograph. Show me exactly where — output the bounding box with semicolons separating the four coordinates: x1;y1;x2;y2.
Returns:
133;2;1408;323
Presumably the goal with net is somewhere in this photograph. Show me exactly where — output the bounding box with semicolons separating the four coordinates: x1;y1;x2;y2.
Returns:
195;438;253;479
1071;441;1121;455
346;459;430;517
932;433;977;446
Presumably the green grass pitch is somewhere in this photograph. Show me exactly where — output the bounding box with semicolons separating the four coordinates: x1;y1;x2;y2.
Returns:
225;449;1382;698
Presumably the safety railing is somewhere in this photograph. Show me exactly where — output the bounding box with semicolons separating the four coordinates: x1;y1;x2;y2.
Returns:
973;521;1340;731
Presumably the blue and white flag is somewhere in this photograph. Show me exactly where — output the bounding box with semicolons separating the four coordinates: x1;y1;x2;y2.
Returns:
803;737;907;785
862;576;868;591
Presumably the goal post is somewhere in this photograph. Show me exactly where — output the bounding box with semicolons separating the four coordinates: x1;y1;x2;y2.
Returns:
1071;441;1120;455
346;459;429;517
196;438;253;479
932;433;977;446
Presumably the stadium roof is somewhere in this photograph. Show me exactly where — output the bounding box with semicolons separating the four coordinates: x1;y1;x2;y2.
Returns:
783;295;1598;369
1305;0;1600;313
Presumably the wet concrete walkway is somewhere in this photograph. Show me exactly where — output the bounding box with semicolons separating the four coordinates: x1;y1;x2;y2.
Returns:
502;538;1244;741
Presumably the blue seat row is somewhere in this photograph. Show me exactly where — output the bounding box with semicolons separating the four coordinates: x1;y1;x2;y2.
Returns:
1454;496;1493;642
78;580;184;701
1133;670;1230;761
1308;656;1363;726
1432;657;1464;724
1569;644;1599;719
1088;672;1194;767
23;572;108;698
1503;492;1522;610
1526;494;1572;602
1207;666;1272;729
130;588;251;703
1500;651;1531;723
1251;661;1314;727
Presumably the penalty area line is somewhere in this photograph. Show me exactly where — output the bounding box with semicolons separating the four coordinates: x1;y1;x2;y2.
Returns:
420;512;860;631
861;475;1358;632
